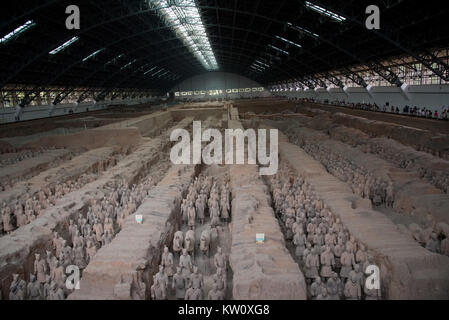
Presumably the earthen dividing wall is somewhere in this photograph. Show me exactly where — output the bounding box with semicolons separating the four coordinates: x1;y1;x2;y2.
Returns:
23;128;142;151
299;106;449;159
228;120;307;300
264;112;449;195
170;108;225;122
0;118;194;298
0;147;116;206
233;99;293;115
328;126;449;193
278;121;449;226
68;164;197;299
0;149;72;182
119;111;173;137
266;125;449;299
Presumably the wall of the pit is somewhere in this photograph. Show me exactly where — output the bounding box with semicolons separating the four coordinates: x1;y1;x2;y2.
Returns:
273;84;449;112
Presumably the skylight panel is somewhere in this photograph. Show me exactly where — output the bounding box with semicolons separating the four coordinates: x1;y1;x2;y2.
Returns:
150;0;218;71
286;23;320;39
105;53;125;66
250;64;264;72
304;1;346;22
49;36;79;55
82;48;104;62
143;66;158;75
254;60;270;68
121;59;137;70
275;36;302;49
253;65;265;71
249;67;261;73
150;68;165;77
268;45;289;56
0;20;36;44
250;60;266;70
157;70;170;78
137;63;151;71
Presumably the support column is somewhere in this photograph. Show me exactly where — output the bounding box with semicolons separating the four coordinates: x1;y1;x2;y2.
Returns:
12;91;18;107
228;120;307;300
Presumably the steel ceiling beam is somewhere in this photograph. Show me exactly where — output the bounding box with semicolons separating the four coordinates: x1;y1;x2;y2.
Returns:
309;0;449;82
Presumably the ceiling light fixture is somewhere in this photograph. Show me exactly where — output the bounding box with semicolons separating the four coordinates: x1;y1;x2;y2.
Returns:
268;44;289;55
49;36;79;55
304;1;346;22
151;0;218;70
275;36;302;48
0;20;36;44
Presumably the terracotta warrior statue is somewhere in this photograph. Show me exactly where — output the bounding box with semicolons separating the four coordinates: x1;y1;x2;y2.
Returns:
364;280;381;300
213;267;226;295
161;246;175;277
187;202;196;230
131;271;146;300
426;232;441;253
293;228;307;259
9;274;26;300
340;249;355;279
172;267;187;300
2;205;14;234
195;196;205;225
154;265;168;296
220;193;230;224
49;281;65;300
305;247;320;280
214;247;227;271
320;246;335;279
310;276;325;299
34;253;48;284
27;274;43;300
15;204;27;228
43;275;52;300
189;266;204;290
207;282;225;300
185;285;203;300
316;287;331;300
173;231;184;257
181;199;189;226
50;260;65;288
344;273;361;300
326;272;341;300
355;243;367;266
150;277;166;300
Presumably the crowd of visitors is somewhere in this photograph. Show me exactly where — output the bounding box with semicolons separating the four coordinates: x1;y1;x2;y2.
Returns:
325;100;448;120
286;97;448;120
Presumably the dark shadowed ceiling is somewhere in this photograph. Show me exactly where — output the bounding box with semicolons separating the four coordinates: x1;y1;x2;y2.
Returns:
1;0;448;103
